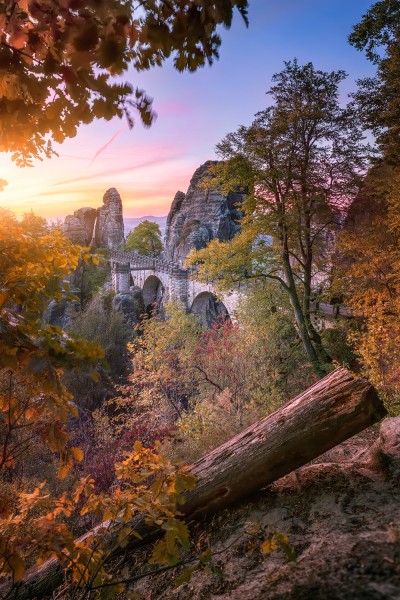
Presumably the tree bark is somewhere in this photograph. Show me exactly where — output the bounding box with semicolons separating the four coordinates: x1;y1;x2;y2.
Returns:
281;242;323;372
183;367;385;518
3;368;386;599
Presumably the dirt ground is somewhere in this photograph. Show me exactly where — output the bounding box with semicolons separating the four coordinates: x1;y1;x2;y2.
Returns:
123;423;400;600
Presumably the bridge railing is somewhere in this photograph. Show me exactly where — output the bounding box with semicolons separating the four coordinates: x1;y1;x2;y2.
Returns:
110;250;187;275
111;252;360;320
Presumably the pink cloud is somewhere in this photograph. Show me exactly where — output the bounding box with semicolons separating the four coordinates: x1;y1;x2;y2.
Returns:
155;101;190;117
52;147;187;187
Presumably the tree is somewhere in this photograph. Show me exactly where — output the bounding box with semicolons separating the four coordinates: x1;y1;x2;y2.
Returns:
335;1;400;411
125;219;163;256
0;214;196;596
20;209;48;236
64;291;133;410
332;148;400;412
188;60;368;374
0;209;103;475
0;0;248;166
129;302;202;418
349;0;400;162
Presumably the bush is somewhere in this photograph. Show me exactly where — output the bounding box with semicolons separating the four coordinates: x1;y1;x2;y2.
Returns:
72;251;111;306
64;291;133;410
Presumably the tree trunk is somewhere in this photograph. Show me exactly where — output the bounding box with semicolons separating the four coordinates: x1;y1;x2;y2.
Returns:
281;246;323;373
183;367;385;518
3;368;386;599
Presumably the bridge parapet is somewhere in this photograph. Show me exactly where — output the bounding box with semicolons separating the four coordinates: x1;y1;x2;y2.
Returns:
110;250;358;331
110;250;185;275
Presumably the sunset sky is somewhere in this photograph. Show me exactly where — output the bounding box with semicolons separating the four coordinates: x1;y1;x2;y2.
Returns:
0;0;375;220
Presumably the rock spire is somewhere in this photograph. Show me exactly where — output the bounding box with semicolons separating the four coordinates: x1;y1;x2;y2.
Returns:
63;188;124;249
164;161;243;265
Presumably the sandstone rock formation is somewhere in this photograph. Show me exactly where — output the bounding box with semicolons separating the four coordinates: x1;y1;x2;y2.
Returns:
94;188;124;249
112;288;145;324
44;297;80;328
63;188;124;249
164;161;243;265
62;207;97;245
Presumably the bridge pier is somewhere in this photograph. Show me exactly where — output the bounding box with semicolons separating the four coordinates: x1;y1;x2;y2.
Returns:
112;262;131;294
169;268;189;307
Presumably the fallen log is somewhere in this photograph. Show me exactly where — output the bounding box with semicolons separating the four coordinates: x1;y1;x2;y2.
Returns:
2;367;386;599
183;367;386;518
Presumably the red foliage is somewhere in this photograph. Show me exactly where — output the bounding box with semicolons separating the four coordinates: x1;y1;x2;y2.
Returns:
83;424;178;492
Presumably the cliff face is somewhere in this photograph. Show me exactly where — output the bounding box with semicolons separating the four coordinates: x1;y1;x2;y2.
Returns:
94;188;124;249
164;161;243;265
63;207;97;246
63;165;242;256
63;188;124;249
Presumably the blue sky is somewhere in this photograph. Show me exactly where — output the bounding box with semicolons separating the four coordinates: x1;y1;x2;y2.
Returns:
0;0;376;218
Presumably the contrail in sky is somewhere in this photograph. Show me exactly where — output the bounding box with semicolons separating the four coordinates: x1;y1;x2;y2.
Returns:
51;153;184;187
89;127;125;166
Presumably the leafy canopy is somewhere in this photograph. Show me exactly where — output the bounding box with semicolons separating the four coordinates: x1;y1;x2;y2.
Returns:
0;214;197;594
188;60;368;373
0;0;248;165
0;440;196;592
0;208;104;474
334;166;400;413
349;0;400;63
125;219;163;256
342;0;400;410
350;0;400;161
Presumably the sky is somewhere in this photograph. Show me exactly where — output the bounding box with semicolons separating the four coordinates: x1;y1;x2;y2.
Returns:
0;0;376;219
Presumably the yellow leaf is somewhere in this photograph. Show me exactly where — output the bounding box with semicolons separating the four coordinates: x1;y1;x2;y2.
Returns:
71;447;84;462
260;538;278;554
8;553;25;581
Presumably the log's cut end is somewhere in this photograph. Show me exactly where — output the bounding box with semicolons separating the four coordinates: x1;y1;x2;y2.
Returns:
182;368;387;520
363;384;388;423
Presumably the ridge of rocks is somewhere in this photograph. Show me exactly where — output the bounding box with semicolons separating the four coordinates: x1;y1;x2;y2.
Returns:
164;161;244;266
63;188;124;249
63;162;243;258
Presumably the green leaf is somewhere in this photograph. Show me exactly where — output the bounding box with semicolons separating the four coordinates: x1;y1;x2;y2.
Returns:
199;548;212;564
174;566;198;588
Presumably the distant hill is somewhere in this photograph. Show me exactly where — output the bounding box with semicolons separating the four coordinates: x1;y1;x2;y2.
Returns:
124;216;168;241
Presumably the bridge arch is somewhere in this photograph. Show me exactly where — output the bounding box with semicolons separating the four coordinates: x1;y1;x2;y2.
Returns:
190;292;230;328
143;275;165;315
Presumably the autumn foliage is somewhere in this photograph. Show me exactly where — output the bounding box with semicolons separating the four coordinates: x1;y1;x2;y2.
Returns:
2;0;400;596
0;214;195;597
0;0;248;165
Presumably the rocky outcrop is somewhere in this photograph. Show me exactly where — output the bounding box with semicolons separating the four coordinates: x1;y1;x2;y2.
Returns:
62;207;97;245
344;163;390;233
164;161;243;265
63;188;124;249
376;416;400;474
112;287;145;324
95;188;124;249
44;297;80;328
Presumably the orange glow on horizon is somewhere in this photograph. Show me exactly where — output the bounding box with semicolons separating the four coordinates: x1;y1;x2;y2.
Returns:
0;126;200;220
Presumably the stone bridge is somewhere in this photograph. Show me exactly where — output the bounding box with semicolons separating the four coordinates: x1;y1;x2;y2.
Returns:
110;250;240;325
111;250;357;328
